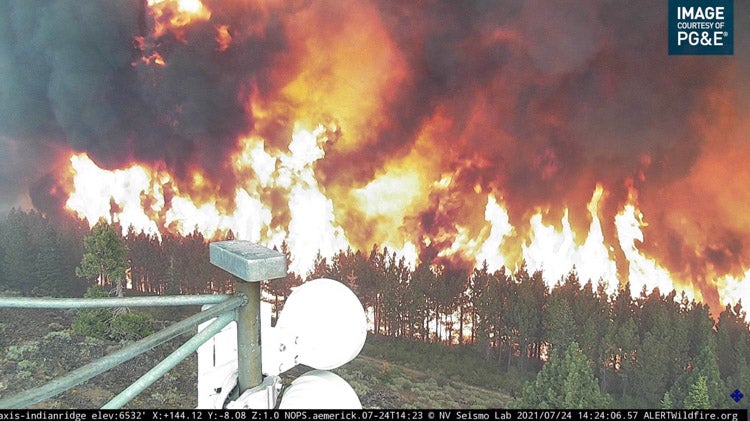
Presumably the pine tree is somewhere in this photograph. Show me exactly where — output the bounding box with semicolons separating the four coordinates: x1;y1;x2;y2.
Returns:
544;291;575;353
726;356;750;407
0;209;35;292
34;224;66;296
716;302;750;392
509;263;546;368
634;290;687;406
613;317;638;399
76;221;128;288
519;341;610;408
685;376;710;409
660;392;673;409
670;345;724;408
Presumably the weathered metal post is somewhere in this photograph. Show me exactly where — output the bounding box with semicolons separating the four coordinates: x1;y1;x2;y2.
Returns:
209;241;287;392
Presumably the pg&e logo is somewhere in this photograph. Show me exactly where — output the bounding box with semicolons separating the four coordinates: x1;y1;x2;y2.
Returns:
669;0;734;55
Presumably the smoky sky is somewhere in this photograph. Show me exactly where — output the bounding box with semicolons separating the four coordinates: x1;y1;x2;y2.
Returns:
0;0;294;210
1;0;749;307
298;0;748;292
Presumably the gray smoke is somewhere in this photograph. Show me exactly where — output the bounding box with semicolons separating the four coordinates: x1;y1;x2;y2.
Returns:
1;0;749;310
0;0;293;211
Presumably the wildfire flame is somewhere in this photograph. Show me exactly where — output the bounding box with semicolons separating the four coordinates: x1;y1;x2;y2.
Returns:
522;185;619;295
3;1;748;321
64;142;734;308
147;0;211;40
64;124;353;275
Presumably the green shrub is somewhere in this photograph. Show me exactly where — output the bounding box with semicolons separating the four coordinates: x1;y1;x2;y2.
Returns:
73;306;111;339
349;379;369;397
362;334;513;390
6;343;39;361
44;330;72;342
379;361;394;383
17;359;39;370
73;286;111;338
109;311;154;341
73;285;154;341
48;322;65;331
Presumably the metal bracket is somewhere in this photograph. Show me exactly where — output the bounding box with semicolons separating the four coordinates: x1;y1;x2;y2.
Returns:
225;375;282;409
235;293;249;307
209;241;287;282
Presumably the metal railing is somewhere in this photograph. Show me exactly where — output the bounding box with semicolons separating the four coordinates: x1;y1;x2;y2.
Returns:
0;241;287;410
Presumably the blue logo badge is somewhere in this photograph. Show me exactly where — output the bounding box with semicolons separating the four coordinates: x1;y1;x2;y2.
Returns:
731;389;743;403
668;0;733;55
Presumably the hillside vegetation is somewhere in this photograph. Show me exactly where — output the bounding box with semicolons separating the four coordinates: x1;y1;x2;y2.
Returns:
0;306;509;408
1;210;749;408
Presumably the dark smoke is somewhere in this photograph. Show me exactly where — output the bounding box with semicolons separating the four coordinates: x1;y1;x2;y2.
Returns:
2;0;749;310
0;0;294;211
311;0;750;287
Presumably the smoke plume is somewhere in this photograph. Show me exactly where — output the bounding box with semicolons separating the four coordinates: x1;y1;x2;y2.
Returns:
1;0;749;312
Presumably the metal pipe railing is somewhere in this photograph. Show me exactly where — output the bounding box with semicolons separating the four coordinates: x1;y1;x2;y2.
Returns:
0;241;287;409
102;311;236;409
0;296;245;409
0;294;231;309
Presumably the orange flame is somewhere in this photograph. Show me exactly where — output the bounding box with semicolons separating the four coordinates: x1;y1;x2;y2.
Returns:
43;0;746;322
63;145;708;307
216;24;232;52
520;185;619;294
64;125;350;275
147;0;211;40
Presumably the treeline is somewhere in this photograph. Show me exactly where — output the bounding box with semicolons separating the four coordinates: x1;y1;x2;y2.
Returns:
0;209;240;297
1;209;749;407
315;248;750;408
0;209;88;296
